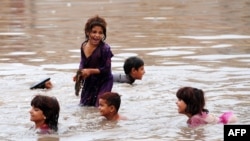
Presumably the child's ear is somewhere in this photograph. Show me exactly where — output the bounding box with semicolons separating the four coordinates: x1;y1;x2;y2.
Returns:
110;105;116;113
131;68;137;73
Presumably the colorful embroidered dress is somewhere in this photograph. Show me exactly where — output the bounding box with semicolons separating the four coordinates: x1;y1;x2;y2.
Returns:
79;41;113;107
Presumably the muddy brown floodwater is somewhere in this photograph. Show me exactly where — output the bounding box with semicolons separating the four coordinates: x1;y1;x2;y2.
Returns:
0;0;250;141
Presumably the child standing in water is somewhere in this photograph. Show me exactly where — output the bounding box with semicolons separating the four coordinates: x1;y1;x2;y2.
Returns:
73;15;114;107
98;92;126;121
176;87;237;128
29;94;60;134
113;56;145;84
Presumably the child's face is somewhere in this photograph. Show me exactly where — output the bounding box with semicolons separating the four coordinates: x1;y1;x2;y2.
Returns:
131;66;145;80
45;81;53;89
87;26;104;46
29;106;45;124
98;99;113;117
176;98;187;114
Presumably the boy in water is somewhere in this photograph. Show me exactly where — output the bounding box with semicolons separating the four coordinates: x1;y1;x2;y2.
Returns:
113;56;145;84
98;92;126;121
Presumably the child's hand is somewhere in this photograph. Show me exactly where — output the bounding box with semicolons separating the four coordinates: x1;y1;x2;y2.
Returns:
73;76;76;82
81;69;90;79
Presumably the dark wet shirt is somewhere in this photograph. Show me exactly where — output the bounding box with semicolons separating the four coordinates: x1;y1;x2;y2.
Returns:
113;73;135;84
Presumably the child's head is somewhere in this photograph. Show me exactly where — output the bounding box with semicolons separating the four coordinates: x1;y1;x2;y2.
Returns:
176;87;207;116
98;92;121;117
30;78;53;89
45;80;53;89
30;94;60;131
84;15;107;40
123;56;145;80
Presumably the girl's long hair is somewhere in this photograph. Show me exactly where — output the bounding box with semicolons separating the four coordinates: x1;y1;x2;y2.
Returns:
176;87;208;116
31;95;60;131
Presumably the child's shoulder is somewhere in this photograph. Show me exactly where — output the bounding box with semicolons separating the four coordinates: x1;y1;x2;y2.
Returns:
113;73;133;84
188;112;210;127
118;114;128;120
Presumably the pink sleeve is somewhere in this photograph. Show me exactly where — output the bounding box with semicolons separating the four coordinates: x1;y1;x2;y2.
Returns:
219;111;236;124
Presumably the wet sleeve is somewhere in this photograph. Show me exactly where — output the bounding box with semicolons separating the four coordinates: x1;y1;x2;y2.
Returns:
219;111;237;124
98;44;113;74
79;59;83;69
79;43;84;69
113;73;131;83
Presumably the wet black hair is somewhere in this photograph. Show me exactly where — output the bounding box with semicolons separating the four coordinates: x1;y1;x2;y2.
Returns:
99;92;121;112
31;94;60;131
123;56;144;74
84;15;107;40
176;87;208;116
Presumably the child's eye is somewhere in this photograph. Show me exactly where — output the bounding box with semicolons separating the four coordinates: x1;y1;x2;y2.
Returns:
34;108;41;111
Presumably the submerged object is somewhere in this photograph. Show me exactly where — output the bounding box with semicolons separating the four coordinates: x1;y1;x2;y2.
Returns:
30;78;51;89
